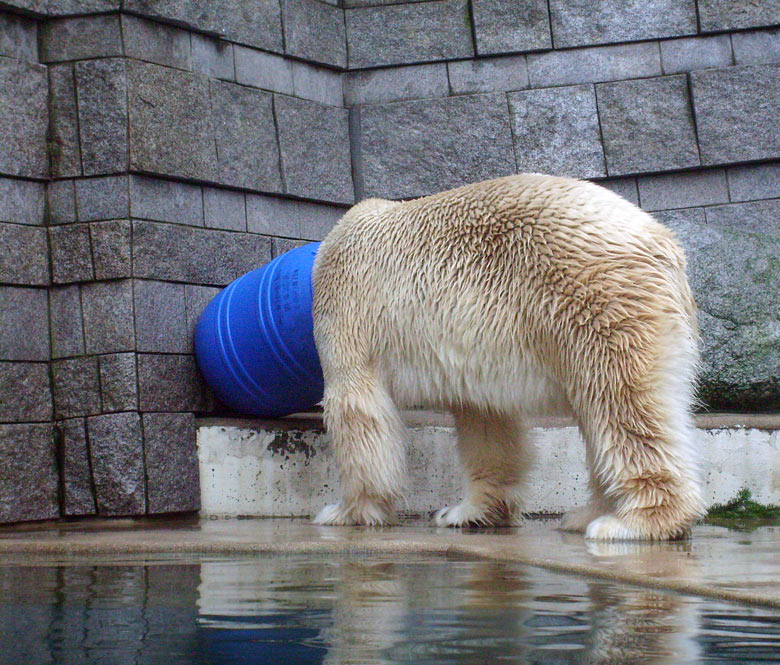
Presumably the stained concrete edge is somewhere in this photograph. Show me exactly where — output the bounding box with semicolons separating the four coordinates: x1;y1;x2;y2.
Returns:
196;411;780;431
197;417;780;517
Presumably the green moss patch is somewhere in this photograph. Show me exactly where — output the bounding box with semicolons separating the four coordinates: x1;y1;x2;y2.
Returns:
705;488;780;530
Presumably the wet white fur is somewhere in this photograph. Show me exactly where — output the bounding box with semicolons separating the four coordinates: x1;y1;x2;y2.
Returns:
311;174;704;540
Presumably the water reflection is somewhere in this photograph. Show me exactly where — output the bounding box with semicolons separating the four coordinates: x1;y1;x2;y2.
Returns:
0;556;779;664
0;564;200;664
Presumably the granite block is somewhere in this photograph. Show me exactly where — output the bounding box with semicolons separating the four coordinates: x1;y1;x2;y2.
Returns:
594;177;639;205
246;194;299;237
47;179;76;225
0;178;44;226
9;0;120;14
184;284;220;353
472;0;551;55
272;237;309;257
344;0;421;5
137;354;209;411
223;234;278;282
49;284;84;359
346;0;473;68
448;56;528;95
0;12;37;61
0;362;52;422
98;352;138;412
705;199;780;237
0;286;49;361
596;75;699;176
75;175;129;222
549;0;696;48
133;280;188;353
357;93;516;200
638;169;728;211
691;65;780;165
75;59;128;176
508;84;605;179
132;220;222;284
727;163;780;202
55;417;96;516
191;33;235;81
0;59;48;178
132;220;273;285
129;175;203;226
87;412;146;516
127;60;216;181
123;0;284;54
292;61;343;107
90;220;132;280
49;224;93;284
203;187;246;231
121;14;192;70
81;280;135;354
39;15;122;62
732;28;780;66
143;412;200;513
0;423;58;524
0;223;49;285
659;35;733;74
698;0;780;32
48;64;82;178
349;109;363;200
299;203;345;241
234;45;293;94
275;95;353;204
51;356;100;419
210;80;282;192
527;42;661;88
283;0;346;68
664;205;714;240
344;63;448;106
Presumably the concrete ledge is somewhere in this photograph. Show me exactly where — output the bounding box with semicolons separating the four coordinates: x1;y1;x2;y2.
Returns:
198;410;780;430
196;412;780;518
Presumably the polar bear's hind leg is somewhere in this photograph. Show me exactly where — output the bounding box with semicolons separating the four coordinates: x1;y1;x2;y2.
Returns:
575;321;704;541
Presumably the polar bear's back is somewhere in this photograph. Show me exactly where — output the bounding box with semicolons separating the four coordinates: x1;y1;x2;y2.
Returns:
312;174;696;411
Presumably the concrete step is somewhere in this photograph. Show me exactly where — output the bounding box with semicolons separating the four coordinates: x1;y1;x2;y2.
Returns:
196;412;780;519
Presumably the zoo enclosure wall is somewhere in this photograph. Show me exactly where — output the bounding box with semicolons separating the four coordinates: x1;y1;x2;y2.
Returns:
0;0;779;524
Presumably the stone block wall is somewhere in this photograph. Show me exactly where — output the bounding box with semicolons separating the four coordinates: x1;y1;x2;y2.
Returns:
0;10;56;523
0;1;350;523
342;0;780;411
0;0;778;523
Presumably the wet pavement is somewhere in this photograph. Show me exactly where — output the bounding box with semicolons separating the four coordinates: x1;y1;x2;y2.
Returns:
0;517;778;609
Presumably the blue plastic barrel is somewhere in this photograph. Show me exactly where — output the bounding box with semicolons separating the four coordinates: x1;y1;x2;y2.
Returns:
194;243;324;417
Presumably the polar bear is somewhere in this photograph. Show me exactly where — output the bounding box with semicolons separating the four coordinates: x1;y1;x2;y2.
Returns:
311;174;704;541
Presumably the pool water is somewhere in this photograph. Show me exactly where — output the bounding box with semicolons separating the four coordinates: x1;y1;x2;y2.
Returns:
1;555;779;664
